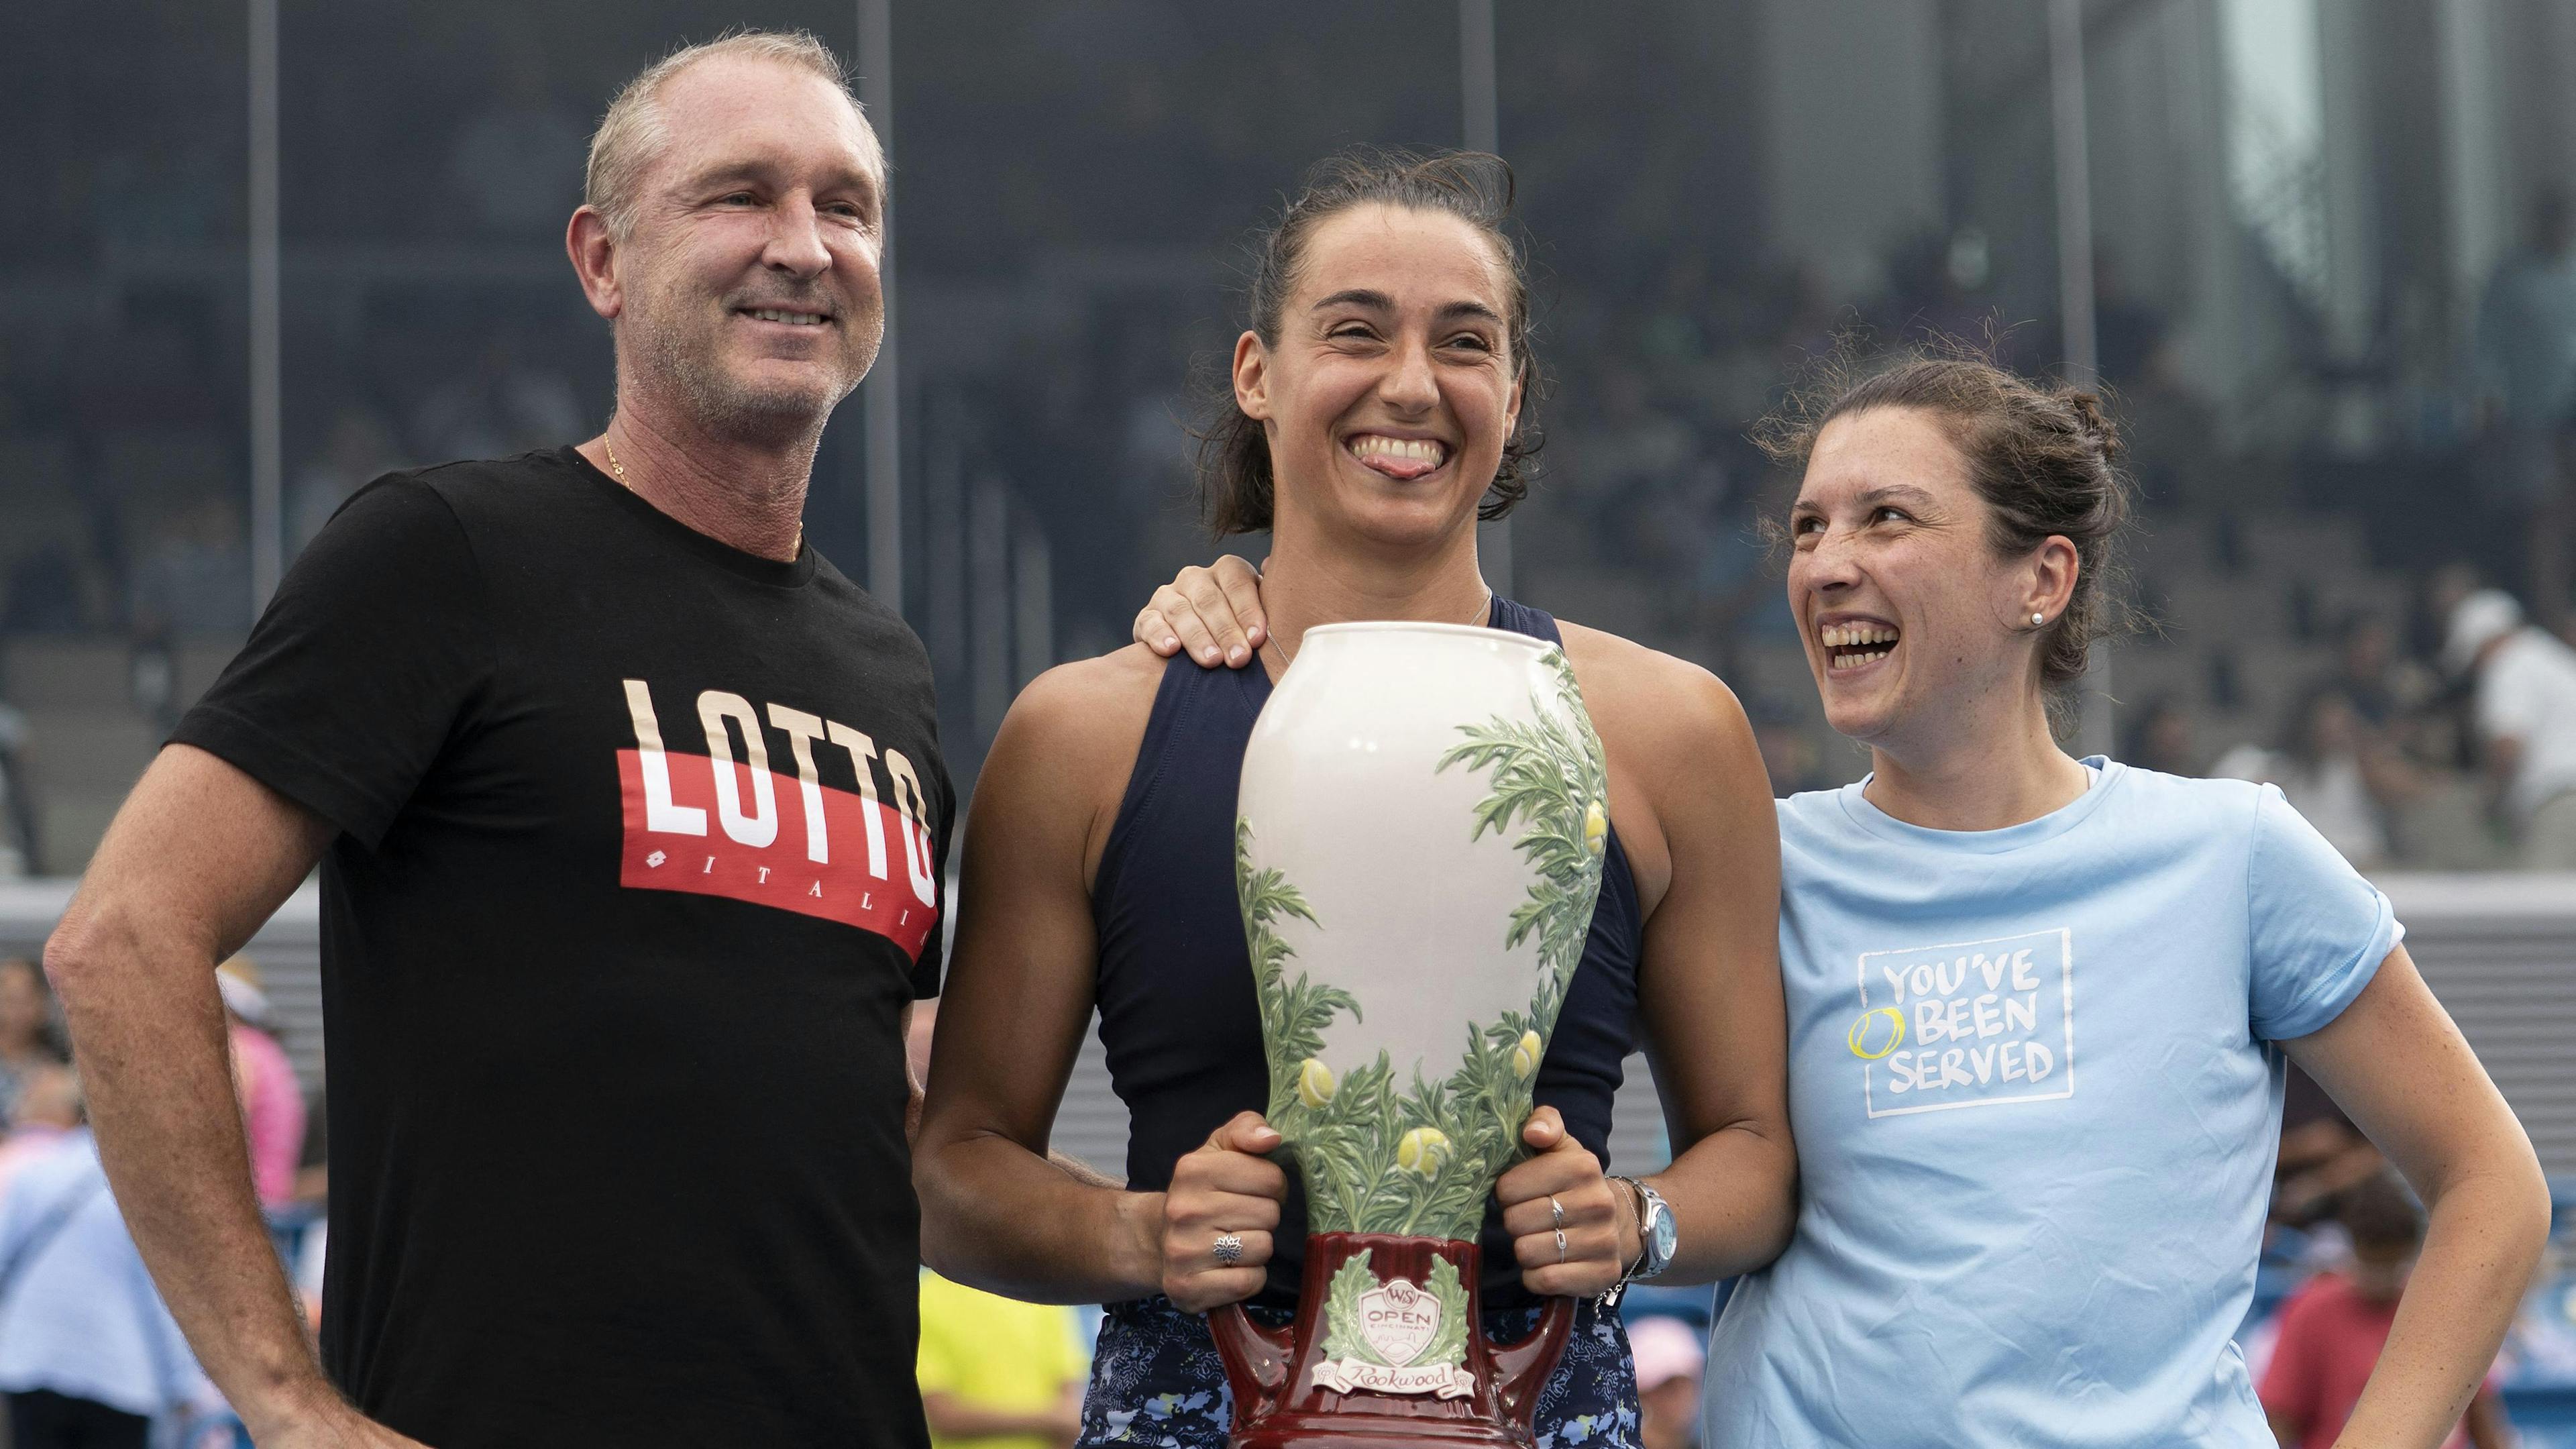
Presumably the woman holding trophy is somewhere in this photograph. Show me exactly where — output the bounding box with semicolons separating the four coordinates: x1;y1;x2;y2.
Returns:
1141;352;2550;1447
914;150;1796;1448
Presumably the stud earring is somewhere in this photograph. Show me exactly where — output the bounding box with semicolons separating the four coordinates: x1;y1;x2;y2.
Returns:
2031;612;2046;626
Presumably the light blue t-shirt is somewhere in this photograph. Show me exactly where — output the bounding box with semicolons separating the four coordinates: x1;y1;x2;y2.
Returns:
1705;760;2399;1448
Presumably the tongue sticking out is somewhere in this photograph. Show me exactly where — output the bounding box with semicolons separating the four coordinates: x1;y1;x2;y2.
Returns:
1348;436;1448;482
1364;455;1440;481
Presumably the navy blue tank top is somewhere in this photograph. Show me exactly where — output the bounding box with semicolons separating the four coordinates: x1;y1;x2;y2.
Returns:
1089;598;1646;1309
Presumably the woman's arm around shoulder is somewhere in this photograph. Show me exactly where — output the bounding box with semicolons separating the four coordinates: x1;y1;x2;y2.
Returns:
1557;625;1796;1282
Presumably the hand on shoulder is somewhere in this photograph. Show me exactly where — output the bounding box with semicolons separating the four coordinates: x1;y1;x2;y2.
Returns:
1133;556;1267;668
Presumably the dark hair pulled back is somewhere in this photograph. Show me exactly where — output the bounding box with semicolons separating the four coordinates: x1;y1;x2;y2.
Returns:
1196;147;1543;536
1756;345;2135;711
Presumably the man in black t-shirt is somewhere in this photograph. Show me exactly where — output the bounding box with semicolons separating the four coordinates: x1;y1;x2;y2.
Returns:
46;33;948;1449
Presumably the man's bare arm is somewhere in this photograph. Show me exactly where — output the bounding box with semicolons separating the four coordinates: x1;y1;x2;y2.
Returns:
46;744;423;1448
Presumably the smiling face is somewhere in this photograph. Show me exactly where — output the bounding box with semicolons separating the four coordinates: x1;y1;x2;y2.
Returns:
1787;407;2070;748
1234;204;1522;552
609;56;886;441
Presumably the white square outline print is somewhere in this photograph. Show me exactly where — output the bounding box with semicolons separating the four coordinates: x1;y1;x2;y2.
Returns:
1854;928;2076;1118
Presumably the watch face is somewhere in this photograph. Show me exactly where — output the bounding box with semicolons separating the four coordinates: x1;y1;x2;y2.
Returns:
1648;1207;1678;1264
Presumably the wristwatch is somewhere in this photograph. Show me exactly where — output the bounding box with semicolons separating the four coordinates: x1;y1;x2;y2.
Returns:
1611;1175;1676;1283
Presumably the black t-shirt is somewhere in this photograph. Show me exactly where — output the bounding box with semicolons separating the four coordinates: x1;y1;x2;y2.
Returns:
174;447;951;1448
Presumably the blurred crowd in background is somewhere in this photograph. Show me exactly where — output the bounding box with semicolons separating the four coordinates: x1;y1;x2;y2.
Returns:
6;3;2576;876
0;954;322;1445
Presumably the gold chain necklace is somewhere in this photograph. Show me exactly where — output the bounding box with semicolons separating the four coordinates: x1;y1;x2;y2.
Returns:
603;437;803;556
1267;588;1495;672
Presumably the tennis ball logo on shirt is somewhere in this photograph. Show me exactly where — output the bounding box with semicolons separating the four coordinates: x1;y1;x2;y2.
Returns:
1846;1007;1906;1060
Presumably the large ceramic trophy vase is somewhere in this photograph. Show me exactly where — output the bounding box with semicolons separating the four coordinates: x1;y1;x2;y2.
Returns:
1215;622;1611;1448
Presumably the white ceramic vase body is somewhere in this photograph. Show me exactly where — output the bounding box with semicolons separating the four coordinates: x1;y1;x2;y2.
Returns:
1234;622;1609;1243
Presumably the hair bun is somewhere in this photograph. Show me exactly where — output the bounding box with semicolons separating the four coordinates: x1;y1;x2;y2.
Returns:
2061;389;2123;464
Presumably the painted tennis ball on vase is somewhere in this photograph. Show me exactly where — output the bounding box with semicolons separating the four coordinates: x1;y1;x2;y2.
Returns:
1396;1126;1451;1175
1511;1030;1543;1079
1583;800;1608;857
1297;1057;1338;1108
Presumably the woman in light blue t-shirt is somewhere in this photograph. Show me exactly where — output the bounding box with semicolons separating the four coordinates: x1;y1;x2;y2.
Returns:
1138;350;2549;1449
1690;354;2546;1448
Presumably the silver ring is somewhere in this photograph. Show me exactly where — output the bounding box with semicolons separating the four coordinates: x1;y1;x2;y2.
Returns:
1212;1233;1244;1266
1554;1228;1568;1264
1549;1196;1566;1230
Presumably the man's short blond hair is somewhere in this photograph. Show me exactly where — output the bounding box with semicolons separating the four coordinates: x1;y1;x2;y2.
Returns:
584;30;875;241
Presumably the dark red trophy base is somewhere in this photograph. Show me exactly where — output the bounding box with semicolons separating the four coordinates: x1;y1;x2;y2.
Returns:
1208;1232;1574;1448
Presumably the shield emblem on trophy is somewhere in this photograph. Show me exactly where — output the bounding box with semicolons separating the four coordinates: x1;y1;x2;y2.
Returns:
1358;1279;1438;1366
1210;621;1609;1448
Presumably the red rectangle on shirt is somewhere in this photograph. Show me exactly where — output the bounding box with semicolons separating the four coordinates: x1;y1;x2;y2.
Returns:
616;748;937;959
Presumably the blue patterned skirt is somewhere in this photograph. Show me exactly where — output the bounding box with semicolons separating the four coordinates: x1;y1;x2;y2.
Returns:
1077;1295;1638;1449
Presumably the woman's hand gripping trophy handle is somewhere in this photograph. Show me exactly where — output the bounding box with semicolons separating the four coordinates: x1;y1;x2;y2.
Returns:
1497;1106;1642;1299
1162;1104;1633;1305
1156;1111;1287;1313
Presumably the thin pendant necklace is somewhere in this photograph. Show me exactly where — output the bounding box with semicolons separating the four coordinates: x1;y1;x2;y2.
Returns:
603;437;803;556
1267;586;1495;672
